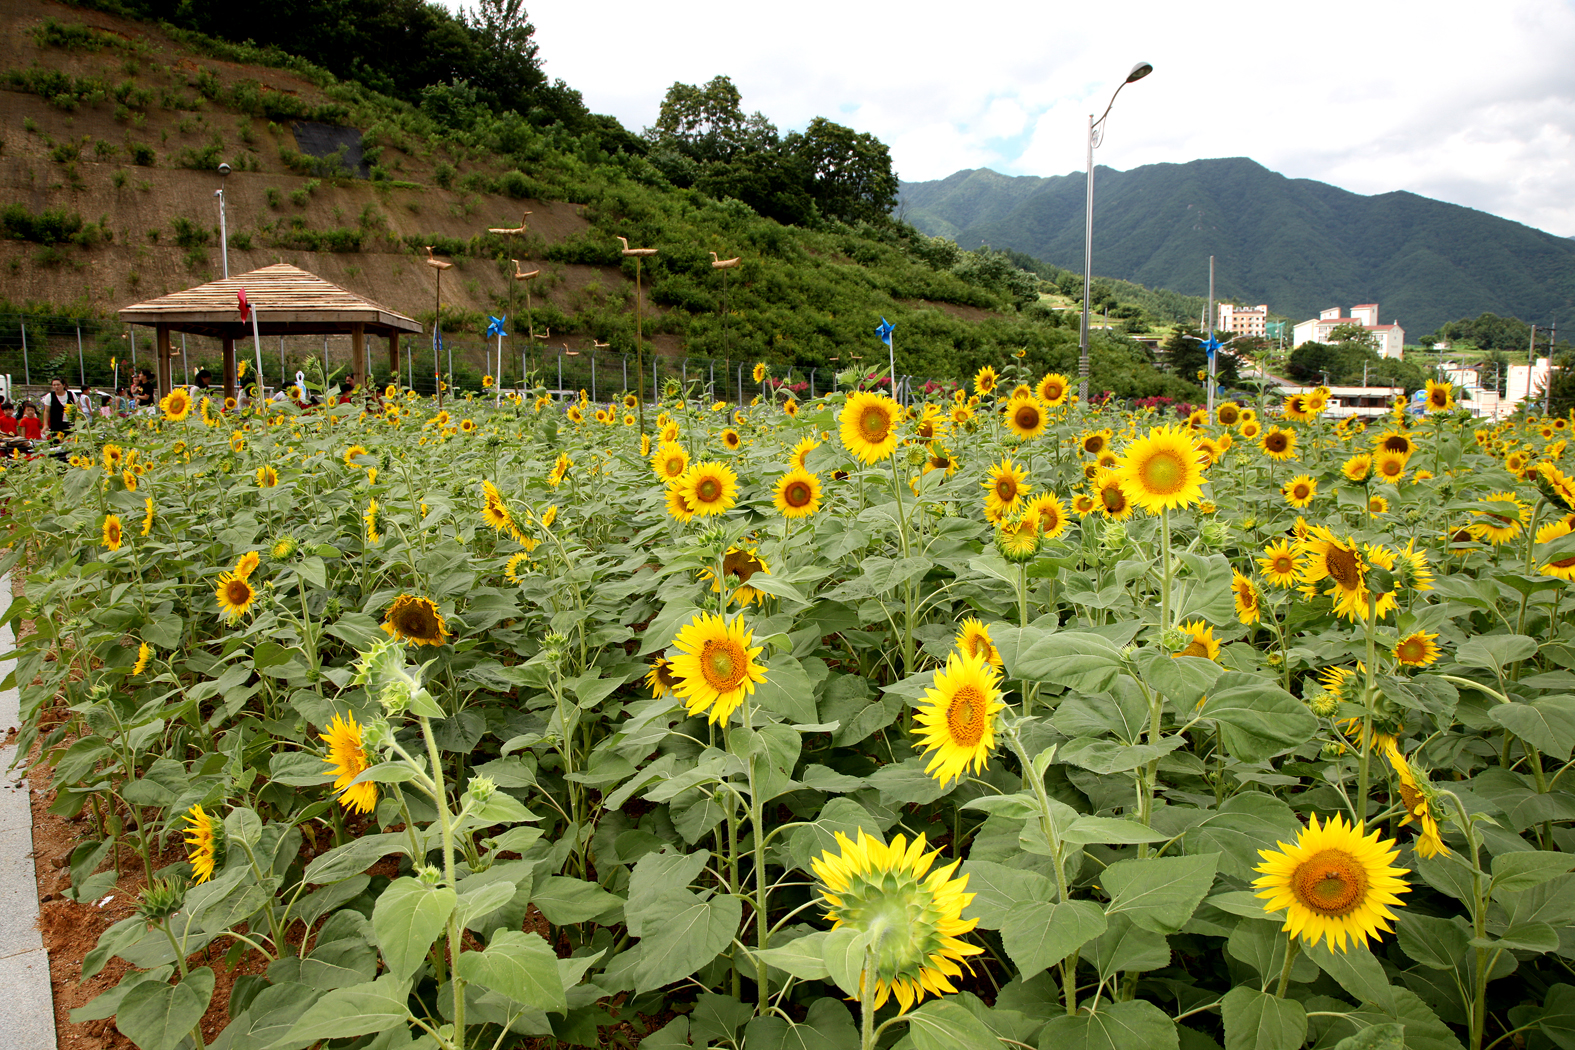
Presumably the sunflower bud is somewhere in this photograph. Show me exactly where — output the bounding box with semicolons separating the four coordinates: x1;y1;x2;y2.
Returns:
995;515;1041;563
270;535;299;560
360;717;393;750
138;877;185;924
1200;522;1229;549
1159;626;1188;654
1100;522;1129;550
1308;691;1340;717
324;596;343;618
1240;516;1257;531
417;864;443;888
466;775;497;804
1320;741;1349;760
1267;650;1285;668
906;445;927;468
379;680;411;715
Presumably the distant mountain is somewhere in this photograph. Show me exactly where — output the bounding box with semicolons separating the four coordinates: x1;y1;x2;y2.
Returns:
898;158;1575;335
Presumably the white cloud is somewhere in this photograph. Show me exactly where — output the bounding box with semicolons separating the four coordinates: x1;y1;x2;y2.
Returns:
443;0;1575;235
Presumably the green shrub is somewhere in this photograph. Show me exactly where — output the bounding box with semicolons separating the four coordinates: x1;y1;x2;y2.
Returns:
126;141;156;166
174;134;225;171
1;204;84;244
170;216;212;249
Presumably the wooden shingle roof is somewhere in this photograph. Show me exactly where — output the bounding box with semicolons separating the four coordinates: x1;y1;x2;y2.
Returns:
118;263;422;337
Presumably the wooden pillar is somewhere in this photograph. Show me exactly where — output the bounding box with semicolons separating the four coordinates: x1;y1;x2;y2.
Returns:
388;331;400;383
155;324;172;400
222;337;237;402
351;323;366;407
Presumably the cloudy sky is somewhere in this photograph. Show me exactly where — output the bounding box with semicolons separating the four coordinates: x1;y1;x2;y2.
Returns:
484;0;1575;237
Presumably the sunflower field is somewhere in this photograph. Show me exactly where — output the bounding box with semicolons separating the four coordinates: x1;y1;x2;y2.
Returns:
8;367;1575;1050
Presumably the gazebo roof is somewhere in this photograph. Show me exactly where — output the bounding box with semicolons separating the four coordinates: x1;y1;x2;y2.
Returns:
118;263;422;338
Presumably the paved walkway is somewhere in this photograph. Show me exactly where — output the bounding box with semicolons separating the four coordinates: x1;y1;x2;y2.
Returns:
0;576;58;1048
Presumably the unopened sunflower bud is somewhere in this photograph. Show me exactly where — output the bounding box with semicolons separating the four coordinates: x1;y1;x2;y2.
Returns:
1308;692;1340;717
360;718;393;749
906;445;927;468
138;877;185;923
1320;741;1349;760
1267;650;1285;668
1159;626;1188;654
467;775;497;804
1200;521;1229;548
417;864;443;888
324;596;343;618
1240;516;1257;531
380;680;411;715
1100;522;1129;550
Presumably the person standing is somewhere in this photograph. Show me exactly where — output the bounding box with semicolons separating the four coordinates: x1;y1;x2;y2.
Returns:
44;377;73;438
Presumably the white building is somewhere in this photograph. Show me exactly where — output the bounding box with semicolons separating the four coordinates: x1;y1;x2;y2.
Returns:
1276;383;1404;419
1506;358;1552;414
1217;303;1268;337
1292;303;1405;359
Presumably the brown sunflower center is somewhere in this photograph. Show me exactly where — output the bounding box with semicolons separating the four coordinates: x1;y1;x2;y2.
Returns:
1553;555;1575;569
858;406;891;443
1397;638;1427;663
695;477;723;503
223;579;252;605
1219;407;1239;424
1326;545;1361;589
1397;780;1424;814
1101;484;1126;512
722;550;763;583
994;476;1019;502
394;603;440;638
917;420;935;439
1382;436;1409;453
700;638;747;692
1084;436;1105;454
1291;848;1369;916
1014;406;1040;430
946;685;988;747
1265;432;1288;452
1238;584;1257;608
1430;391;1448;407
1045;381;1064;400
1040;508;1061;532
784;481;812;507
1293;483;1310;500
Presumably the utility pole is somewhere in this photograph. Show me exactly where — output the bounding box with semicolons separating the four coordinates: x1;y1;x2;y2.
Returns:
1547;322;1558;416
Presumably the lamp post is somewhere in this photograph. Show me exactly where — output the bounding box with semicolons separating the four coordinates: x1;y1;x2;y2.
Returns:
1077;61;1153;403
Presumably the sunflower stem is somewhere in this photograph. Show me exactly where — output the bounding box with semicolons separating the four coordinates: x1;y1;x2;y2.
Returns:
1274;934;1300;998
1160;508;1172;633
887;454;917;677
419;713;465;1050
1358;590;1378;824
859;944;878;1050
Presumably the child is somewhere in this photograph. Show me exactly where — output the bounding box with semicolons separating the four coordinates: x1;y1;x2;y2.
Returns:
17;403;42;441
0;402;16;437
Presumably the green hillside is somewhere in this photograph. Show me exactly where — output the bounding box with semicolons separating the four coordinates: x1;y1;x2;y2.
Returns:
0;1;1200;401
899;159;1575;334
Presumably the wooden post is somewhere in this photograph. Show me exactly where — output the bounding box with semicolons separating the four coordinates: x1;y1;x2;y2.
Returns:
222;336;237;401
155;324;173;400
388;331;400;384
351;323;366;408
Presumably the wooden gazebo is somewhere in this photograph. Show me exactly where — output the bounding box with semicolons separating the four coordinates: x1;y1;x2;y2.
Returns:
118;264;423;400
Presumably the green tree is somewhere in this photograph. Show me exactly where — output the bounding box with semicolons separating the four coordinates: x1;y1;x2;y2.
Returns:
784;117;899;226
647;75;778;164
1162;325;1242;385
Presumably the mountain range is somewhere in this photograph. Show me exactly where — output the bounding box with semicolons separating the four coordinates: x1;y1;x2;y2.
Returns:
897;158;1575;336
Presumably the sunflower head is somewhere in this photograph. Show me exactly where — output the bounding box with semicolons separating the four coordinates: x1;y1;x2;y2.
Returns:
773;468;821;519
1036;372;1069;407
667;611;768;724
1253;812;1409;952
1393;630;1441;668
1425;379;1455;413
1260;426;1297;460
382;593;450;646
646;654;679;698
913;648;1005;786
215;571;256;621
1232;572;1260;625
954;618;1001;667
973;365;998;396
102;514;124;551
1116;424;1205;513
679;461;739;517
995;511;1042;563
702;546;771;607
840;391;902;464
811;829;983;1012
1171;620;1221;661
321;712;378;814
183;804;223;883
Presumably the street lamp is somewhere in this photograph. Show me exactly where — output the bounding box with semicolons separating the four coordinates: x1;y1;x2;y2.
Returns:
1077;61;1153;403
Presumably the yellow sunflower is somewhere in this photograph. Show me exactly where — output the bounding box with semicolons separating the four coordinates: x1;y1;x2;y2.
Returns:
1259;539;1302;589
1424;380;1455;413
913;648;1004;787
183;805;220;883
321;712;377;815
752;362;768;383
102;513;124;551
646;654;679;698
721;427;743;451
1282;474;1317;509
701;547;771;607
1282;393;1314;422
1216;402;1241;426
839;391;902;464
1174;620;1221;661
1341;454;1373;482
773;469;822;519
678;461;739;517
1368;494;1389;515
1117;425;1205;513
214;571;256;620
811;829;983;1012
1254;813;1409;952
668;611;768;725
1537;519;1575;580
256;464;279;488
1374;430;1415;458
1080;430;1112;457
1094;469;1134;520
982;457;1030;522
1372;450;1407;484
1393;630;1441;668
160;388;193;422
954;618;1001;667
1472;491;1530;545
1300;526;1370;620
923;444;958;476
382;593;450;646
1260;426;1297;461
1385;745;1450;858
504;551;532;583
1240;419;1262;441
1003;393;1048;441
132;642;152;676
1072;492;1097;516
343;444;370;468
1025;491;1069;540
665;482;696;523
974;365;998;396
651;441;690;482
233;550;260;579
363;497;382;545
1232;572;1261;625
1036;372;1070;407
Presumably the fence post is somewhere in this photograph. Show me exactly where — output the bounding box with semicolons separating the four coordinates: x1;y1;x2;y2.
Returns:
736;363;744;405
591;351;597;401
557;350;562;395
622;354;628;394
19;322;28;386
652;355;657;403
76;326;85;386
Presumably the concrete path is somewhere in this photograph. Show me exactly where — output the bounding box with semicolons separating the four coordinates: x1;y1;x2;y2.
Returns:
0;575;58;1048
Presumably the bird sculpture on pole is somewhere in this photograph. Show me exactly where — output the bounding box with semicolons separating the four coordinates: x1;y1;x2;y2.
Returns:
618;236;658;433
425;246;453;407
711;251;740;359
511;260;541;378
488;212;532;235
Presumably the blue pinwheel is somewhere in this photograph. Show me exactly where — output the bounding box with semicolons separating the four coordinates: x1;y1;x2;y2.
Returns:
1198;333;1223;359
486;315;508;339
875;317;894;346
